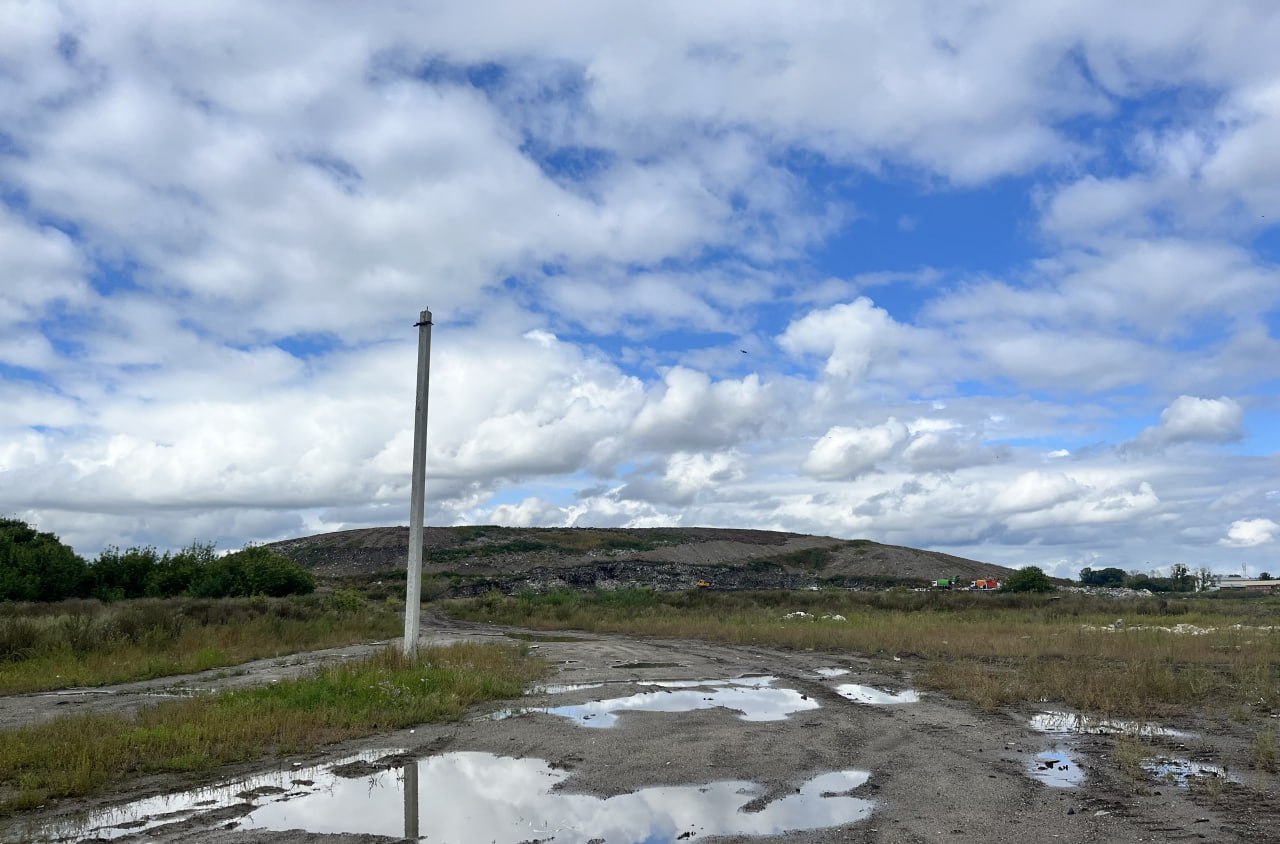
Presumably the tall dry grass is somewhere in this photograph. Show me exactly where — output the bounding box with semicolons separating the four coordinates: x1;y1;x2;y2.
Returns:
449;589;1280;718
0;594;404;694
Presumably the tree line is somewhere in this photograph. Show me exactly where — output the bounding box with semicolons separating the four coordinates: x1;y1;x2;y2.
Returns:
1078;564;1209;592
0;518;314;602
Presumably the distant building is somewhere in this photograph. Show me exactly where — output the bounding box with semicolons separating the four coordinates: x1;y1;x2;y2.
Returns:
1214;576;1279;593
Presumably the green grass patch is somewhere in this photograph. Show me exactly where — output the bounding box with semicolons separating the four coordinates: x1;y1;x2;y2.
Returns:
447;589;1280;719
759;545;841;571
0;596;405;694
0;643;545;814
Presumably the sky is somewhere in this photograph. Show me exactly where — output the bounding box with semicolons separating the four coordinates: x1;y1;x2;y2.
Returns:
1;1;1278;578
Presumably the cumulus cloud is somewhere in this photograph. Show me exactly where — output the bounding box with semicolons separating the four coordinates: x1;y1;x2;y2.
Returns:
0;0;1277;578
802;419;908;481
1131;396;1244;452
630;368;771;450
1219;518;1279;548
902;432;1006;473
780;298;910;381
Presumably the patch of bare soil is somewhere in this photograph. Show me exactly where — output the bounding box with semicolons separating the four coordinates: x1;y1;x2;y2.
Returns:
3;616;1275;844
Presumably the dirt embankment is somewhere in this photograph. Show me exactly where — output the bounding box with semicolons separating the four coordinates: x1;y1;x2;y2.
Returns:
267;526;1014;595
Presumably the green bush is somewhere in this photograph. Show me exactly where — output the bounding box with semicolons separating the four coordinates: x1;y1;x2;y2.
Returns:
327;588;367;614
191;546;315;598
999;566;1055;593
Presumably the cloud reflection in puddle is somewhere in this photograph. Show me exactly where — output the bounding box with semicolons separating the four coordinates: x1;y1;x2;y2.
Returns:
834;684;919;705
35;753;874;844
499;677;818;728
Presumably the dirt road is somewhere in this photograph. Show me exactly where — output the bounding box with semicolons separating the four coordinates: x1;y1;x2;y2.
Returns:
2;616;1274;843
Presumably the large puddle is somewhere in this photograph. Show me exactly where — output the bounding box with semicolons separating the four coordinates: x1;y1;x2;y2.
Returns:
499;677;819;728
1030;711;1190;738
31;752;874;843
834;684;919;705
1026;748;1083;788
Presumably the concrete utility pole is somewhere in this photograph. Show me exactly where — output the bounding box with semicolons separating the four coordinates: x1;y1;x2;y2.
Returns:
403;308;433;656
403;759;420;839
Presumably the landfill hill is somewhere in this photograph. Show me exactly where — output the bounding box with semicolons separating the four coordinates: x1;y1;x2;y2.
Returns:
266;526;1016;596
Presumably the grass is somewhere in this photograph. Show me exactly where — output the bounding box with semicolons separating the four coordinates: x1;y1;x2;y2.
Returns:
447;588;1280;719
0;594;405;694
0;642;545;815
1253;728;1278;772
1111;734;1151;782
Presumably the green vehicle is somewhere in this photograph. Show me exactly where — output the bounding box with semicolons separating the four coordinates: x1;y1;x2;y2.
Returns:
933;576;960;589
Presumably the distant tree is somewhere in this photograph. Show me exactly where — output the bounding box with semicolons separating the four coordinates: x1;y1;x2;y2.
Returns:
1000;566;1055;593
1261;572;1273;581
1123;574;1172;593
1079;566;1126;587
0;518;89;602
1169;563;1195;592
1196;567;1216;591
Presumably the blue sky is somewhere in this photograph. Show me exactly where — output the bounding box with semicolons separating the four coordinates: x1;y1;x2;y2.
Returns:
1;1;1278;576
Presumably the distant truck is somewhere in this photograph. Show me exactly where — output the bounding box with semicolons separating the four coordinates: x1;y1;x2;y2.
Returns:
971;578;1000;590
933;576;960;589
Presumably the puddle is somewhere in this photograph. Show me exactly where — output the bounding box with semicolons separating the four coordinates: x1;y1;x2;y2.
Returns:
1030;711;1190;738
1026;748;1083;788
814;667;850;678
19;749;400;843
528;682;605;695
505;632;584;642
612;661;682;669
1143;756;1235;787
33;753;874;843
497;676;818;728
834;684;919;705
648;676;775;689
143;687;211;699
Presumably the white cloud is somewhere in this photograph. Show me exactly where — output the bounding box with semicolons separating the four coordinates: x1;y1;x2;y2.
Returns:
990;472;1084;515
780;298;910;381
0;0;1277;579
903;431;1004;473
803;419;908;481
630;368;771;450
1219;518;1279;548
662;451;747;501
1132;396;1244;451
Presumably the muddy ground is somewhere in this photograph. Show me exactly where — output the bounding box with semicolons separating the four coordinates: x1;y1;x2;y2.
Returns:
2;615;1277;844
